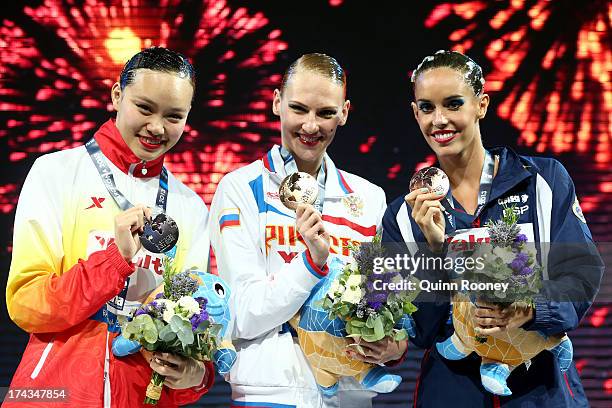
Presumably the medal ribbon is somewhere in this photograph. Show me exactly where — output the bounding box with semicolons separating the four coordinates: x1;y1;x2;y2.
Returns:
280;146;326;213
441;150;495;230
85;138;169;212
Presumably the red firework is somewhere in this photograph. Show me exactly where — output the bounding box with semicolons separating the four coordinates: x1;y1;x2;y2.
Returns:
424;0;610;160
0;0;287;211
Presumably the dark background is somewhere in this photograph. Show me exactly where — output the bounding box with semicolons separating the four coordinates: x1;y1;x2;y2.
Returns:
1;0;610;406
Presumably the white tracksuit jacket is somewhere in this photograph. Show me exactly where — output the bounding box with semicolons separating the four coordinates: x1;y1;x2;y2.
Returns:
209;145;387;407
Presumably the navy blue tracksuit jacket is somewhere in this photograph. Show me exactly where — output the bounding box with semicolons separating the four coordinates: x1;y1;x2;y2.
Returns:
382;147;604;407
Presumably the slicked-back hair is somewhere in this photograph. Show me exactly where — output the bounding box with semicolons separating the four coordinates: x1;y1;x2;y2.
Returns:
411;50;485;97
119;47;195;90
280;53;346;97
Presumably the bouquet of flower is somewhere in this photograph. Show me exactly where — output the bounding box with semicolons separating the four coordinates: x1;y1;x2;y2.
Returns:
320;235;419;349
468;205;542;306
121;259;222;405
437;206;572;396
465;205;542;341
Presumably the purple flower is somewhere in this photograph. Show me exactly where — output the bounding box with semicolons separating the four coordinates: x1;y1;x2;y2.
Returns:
190;307;210;331
512;234;528;249
509;252;529;272
155;292;165;299
145;300;167;319
134;307;148;316
518;266;533;276
366;292;387;311
514;234;528;244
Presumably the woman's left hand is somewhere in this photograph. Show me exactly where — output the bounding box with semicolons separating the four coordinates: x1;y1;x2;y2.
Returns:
149;352;207;389
345;337;408;364
473;302;534;336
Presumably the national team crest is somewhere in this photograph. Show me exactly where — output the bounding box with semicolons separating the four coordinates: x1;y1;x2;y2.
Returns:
342;195;364;217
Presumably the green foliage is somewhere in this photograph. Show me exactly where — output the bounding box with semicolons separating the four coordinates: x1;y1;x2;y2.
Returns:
322;233;420;343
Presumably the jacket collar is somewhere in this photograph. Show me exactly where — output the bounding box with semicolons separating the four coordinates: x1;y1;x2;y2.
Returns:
262;145;354;198
488;146;533;202
92;119;165;178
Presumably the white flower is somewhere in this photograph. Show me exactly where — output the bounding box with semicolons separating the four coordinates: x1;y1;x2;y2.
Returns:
346;259;359;273
492;247;515;264
340;274;363;304
328;279;345;297
157;299;177;323
176;296;201;318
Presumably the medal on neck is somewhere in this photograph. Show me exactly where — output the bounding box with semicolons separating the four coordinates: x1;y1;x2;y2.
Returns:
410;166;453;228
85;138;179;254
409;166;450;198
140;209;180;253
279;172;319;210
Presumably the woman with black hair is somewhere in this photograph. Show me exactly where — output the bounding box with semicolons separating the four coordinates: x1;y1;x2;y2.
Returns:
6;47;214;407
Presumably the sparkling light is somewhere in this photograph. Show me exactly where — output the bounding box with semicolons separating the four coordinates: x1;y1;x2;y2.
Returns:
424;0;611;168
105;28;142;64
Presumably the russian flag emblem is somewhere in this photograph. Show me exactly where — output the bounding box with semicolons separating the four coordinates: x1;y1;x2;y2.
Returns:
219;208;240;232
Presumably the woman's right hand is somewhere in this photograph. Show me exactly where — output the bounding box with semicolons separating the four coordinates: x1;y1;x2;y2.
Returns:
296;203;330;268
405;188;446;252
114;205;152;262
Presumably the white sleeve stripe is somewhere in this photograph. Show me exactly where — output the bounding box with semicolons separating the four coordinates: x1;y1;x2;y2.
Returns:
397;202;419;256
535;173;552;279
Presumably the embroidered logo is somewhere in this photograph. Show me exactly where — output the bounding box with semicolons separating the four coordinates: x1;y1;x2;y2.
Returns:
498;195;522;206
572;197;587;224
342;195;364;217
95;235;114;248
85;197;106;209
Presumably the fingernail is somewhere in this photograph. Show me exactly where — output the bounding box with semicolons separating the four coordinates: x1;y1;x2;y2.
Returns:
436;190;444;195
420;188;429;193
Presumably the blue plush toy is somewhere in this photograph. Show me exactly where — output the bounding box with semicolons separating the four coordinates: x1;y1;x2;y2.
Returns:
112;271;236;376
289;257;416;396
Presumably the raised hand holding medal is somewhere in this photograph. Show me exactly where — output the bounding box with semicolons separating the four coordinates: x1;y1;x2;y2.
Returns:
278;172;329;267
139;209;180;254
406;166;450;252
409;166;450;199
279;171;319;210
86;138;179;257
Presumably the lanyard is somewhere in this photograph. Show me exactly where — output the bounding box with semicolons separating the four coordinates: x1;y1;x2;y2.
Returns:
280;146;326;213
441;150;495;230
85;138;169;212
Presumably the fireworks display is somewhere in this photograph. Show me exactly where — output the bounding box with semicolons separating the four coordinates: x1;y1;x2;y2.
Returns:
0;0;286;211
423;0;611;236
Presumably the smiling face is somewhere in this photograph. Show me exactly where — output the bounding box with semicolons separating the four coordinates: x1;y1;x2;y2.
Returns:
112;69;194;162
411;67;489;160
272;69;349;176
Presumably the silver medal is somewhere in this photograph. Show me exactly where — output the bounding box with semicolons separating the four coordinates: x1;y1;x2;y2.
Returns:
139;210;179;253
